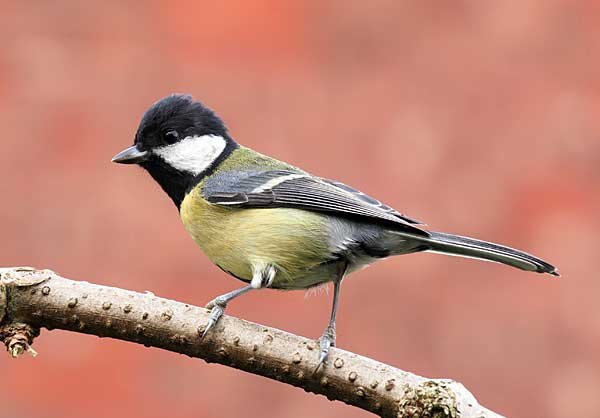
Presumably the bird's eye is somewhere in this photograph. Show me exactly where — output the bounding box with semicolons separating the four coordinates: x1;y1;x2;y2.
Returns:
163;130;179;145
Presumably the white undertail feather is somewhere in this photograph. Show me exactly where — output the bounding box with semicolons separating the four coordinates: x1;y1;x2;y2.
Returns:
154;134;226;175
304;282;331;298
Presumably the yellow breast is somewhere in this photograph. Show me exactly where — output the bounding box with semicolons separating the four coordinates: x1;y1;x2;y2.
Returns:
179;186;331;285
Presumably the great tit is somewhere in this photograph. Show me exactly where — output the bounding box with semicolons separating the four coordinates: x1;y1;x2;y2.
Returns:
112;94;558;365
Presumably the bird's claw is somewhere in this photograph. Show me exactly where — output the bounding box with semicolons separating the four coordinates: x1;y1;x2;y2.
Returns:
314;325;336;373
201;299;226;339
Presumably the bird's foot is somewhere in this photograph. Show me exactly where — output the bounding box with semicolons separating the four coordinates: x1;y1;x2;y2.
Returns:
201;297;228;339
315;324;336;372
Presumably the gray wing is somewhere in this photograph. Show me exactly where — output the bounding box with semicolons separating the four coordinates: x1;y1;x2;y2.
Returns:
320;179;423;225
202;169;429;236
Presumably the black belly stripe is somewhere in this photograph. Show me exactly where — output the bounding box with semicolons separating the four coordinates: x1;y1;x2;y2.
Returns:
216;264;250;283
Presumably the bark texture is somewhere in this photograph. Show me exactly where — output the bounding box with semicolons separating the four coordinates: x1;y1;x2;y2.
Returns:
0;267;502;418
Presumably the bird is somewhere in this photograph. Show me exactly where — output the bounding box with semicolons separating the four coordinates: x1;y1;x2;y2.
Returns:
112;94;558;366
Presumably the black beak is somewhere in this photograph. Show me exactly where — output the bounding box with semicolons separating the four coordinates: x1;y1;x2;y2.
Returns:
111;146;149;164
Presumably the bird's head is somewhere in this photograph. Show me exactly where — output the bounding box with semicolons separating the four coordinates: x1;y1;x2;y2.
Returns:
112;94;237;207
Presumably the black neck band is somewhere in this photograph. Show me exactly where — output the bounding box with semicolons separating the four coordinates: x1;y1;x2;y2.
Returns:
141;139;239;210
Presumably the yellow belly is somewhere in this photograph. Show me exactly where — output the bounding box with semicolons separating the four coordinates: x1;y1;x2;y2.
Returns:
180;187;331;287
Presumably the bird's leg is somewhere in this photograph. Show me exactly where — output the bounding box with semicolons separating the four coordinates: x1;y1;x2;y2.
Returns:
318;279;341;366
201;285;253;339
317;261;347;368
202;264;275;339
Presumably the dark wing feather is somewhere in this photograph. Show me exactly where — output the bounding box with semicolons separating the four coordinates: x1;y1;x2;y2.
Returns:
203;170;428;236
320;179;423;225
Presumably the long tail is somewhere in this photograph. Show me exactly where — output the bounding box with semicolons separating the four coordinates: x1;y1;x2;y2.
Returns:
415;231;559;276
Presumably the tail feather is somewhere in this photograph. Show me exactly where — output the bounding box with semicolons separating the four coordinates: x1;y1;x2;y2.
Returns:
421;231;559;276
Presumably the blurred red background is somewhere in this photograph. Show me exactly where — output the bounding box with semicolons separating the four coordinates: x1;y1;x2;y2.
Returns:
1;1;598;417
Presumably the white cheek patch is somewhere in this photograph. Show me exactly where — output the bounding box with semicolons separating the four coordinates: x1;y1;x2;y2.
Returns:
154;135;227;175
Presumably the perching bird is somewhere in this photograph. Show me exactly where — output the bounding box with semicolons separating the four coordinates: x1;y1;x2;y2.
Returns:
112;94;558;365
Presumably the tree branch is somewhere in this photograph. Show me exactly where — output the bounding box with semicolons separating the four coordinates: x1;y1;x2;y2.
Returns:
0;267;502;418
